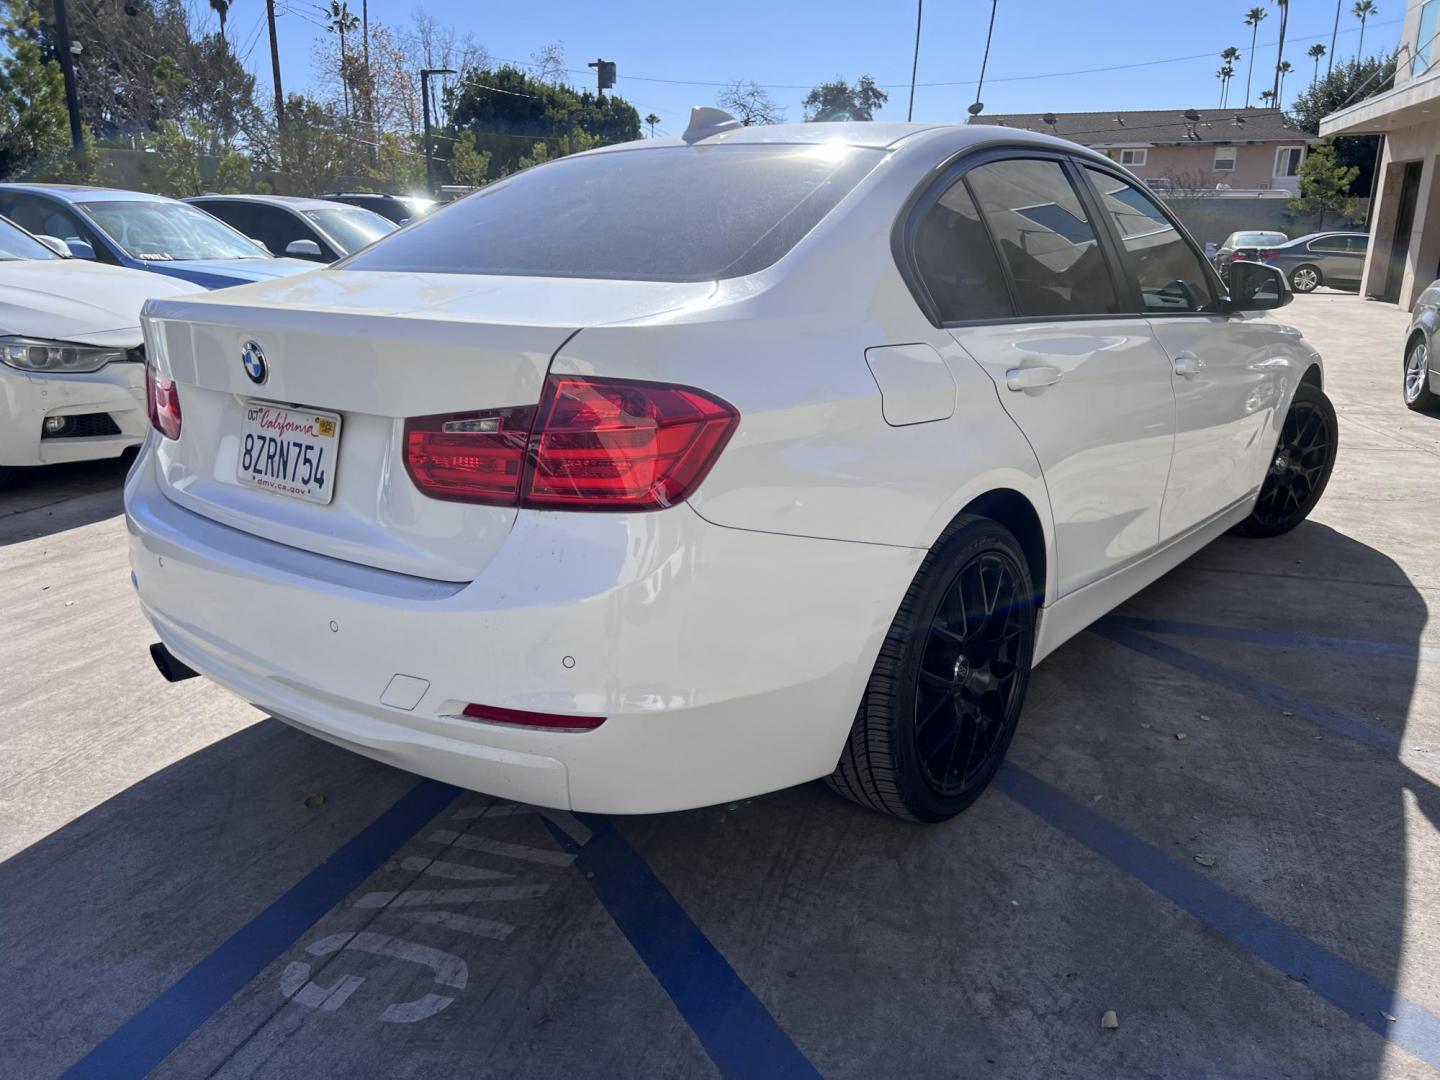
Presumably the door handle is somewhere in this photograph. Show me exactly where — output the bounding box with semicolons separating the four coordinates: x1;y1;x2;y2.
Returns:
1005;365;1063;391
1172;353;1203;378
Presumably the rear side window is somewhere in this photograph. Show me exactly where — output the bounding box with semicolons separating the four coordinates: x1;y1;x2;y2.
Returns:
1083;167;1217;313
343;144;885;282
911;178;1013;322
965;159;1120;317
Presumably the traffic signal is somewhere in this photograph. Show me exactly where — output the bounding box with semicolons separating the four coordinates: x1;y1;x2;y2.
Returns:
589;59;616;93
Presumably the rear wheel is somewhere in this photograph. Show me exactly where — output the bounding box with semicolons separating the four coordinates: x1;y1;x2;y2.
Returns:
1404;335;1439;411
1289;264;1321;293
1232;382;1337;538
827;517;1036;822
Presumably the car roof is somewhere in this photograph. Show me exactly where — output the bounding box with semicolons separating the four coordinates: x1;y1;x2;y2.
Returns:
0;183;176;203
190;193;338;211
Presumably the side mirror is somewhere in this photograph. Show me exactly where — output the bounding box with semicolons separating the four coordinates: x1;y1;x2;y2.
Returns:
285;238;324;260
64;238;97;260
34;234;70;257
1227;260;1291;312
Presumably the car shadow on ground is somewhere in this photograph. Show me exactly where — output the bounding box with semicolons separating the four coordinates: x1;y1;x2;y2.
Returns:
0;454;132;546
1;521;1434;1078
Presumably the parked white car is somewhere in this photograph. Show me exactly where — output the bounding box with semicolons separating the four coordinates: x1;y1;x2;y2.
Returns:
0;215;202;485
128;116;1336;822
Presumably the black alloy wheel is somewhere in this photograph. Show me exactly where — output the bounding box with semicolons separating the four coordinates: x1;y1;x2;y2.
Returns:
1233;382;1337;538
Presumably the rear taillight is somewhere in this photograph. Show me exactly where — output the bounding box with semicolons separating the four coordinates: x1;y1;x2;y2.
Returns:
1258;250;1278;260
145;356;182;440
1229;252;1245;262
402;375;738;511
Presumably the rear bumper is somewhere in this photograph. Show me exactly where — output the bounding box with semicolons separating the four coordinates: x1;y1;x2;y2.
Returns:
0;362;146;467
125;450;922;813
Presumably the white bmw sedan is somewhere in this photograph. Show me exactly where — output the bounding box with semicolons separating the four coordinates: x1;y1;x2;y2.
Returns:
127;117;1335;821
0;215;202;485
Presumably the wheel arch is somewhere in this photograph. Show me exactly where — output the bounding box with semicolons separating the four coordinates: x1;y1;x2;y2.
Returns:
1301;363;1323;390
944;487;1050;607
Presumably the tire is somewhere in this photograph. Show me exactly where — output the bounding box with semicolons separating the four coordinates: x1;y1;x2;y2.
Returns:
1232;382;1338;538
1404;334;1440;412
1289;264;1322;293
827;516;1037;822
0;465;11;490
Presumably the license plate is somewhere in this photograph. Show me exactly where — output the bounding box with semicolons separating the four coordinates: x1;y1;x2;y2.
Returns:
237;400;342;504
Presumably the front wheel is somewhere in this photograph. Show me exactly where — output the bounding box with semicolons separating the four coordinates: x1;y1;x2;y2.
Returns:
1232;382;1338;538
827;516;1036;822
1289;265;1322;293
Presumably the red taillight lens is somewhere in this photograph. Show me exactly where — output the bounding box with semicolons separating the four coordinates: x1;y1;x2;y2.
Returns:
402;376;738;511
145;357;182;440
1258;250;1277;260
403;406;536;505
1229;252;1245;262
524;377;737;510
461;702;606;731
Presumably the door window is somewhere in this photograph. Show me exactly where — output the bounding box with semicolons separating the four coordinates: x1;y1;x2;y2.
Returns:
1308;235;1348;253
965;158;1120;317
911;178;1014;322
1344;235;1370;253
0;194;113;262
1083;166;1217;313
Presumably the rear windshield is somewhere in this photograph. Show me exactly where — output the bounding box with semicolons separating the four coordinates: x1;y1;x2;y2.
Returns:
342;143;885;282
1228;231;1287;247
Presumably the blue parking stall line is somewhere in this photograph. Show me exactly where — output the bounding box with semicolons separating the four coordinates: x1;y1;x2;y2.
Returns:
1091;621;1408;761
62;778;462;1080
543;813;823;1080
1101;614;1440;664
995;762;1440;1069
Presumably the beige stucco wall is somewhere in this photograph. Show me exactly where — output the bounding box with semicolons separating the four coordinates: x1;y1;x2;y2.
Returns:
1358;122;1440;309
1108;141;1308;191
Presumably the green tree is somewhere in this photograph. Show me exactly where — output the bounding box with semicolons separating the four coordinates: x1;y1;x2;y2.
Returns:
0;0;71;179
446;129;492;186
1353;0;1378;58
153;117;250;196
803;75;887;121
1287;54;1396;195
1288;139;1361;230
1308;43;1327;83
443;64;641;182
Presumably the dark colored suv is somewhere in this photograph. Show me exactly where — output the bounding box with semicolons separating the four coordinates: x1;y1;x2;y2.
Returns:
320;192;435;225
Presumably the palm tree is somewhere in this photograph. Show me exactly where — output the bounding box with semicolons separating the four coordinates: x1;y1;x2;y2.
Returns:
1244;7;1267;105
1277;59;1293;103
1308;42;1327;82
1260;89;1276;105
1220;46;1241;107
1329;0;1342;74
644;113;660;138
1269;0;1290;102
209;0;231;44
1354;0;1378;58
322;0;360;121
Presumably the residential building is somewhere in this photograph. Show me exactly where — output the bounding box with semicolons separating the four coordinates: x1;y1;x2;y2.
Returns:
970;108;1313;194
1320;0;1440;308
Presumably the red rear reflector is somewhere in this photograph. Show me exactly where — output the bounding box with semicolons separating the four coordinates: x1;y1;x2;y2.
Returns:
145;356;182;440
461;702;606;731
403;405;536;505
402;376;738;511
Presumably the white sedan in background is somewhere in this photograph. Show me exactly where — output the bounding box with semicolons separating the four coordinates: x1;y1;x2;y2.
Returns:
0;215;202;486
129;114;1335;822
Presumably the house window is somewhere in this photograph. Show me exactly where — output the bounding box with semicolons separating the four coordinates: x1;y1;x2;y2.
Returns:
1214;146;1237;172
1117;148;1148;167
1275;146;1305;178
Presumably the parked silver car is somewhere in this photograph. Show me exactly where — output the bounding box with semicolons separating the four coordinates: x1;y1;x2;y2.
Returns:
1404;280;1440;411
1258;231;1369;293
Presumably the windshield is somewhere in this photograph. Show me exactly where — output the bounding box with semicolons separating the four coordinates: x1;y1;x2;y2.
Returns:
342;143;886;282
0;216;59;261
77;199;269;261
303;207;396;254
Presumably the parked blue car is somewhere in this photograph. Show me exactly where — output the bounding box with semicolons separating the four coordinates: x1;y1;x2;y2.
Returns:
0;184;316;289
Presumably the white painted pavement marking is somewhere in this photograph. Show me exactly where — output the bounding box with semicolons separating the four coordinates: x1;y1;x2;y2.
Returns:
354;884;550;908
280;931;469;1024
541;809;593;848
398;855;514;881
397;909;516;941
449;803;535;821
427;828;576;867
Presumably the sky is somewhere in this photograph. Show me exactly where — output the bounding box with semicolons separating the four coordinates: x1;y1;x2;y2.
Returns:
214;0;1409;135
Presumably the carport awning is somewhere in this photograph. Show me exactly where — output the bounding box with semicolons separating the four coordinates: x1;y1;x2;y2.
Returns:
1320;68;1440;136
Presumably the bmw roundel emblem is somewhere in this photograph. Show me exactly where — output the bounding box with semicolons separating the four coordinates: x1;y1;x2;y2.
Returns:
241;340;267;384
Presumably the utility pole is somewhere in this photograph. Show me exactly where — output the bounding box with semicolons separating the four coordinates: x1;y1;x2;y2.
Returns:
907;0;923;121
266;0;284;131
421;67;455;195
52;0;83;152
587;58;616;99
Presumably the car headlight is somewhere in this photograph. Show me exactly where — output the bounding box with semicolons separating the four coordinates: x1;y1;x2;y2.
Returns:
0;336;129;374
